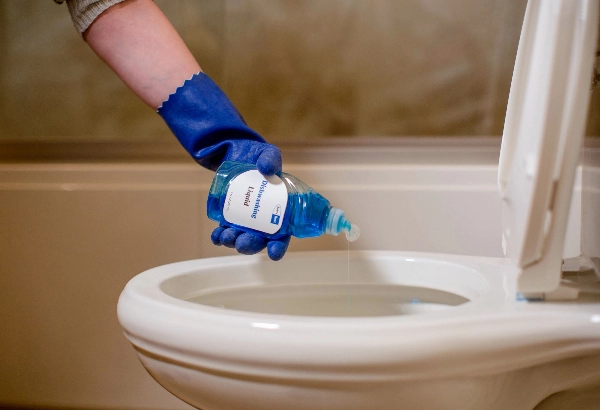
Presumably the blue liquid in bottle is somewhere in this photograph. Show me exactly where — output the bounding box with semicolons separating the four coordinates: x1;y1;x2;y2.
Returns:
207;161;359;241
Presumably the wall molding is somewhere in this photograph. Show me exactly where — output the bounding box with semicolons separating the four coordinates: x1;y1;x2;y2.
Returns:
0;137;502;165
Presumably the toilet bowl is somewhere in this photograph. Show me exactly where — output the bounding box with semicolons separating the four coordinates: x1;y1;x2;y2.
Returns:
118;1;600;409
118;251;600;410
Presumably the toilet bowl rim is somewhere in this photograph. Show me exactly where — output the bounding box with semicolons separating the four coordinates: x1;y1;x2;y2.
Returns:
118;251;600;380
119;249;600;330
122;250;508;322
120;292;600;383
142;249;505;297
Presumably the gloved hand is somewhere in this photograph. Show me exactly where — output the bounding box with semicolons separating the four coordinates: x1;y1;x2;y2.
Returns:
158;72;291;261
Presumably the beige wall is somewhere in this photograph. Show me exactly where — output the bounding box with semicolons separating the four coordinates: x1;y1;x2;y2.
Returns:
0;0;224;143
2;0;598;146
7;0;599;146
223;0;526;140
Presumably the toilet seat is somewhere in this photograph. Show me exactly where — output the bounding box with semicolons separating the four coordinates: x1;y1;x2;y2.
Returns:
498;0;598;298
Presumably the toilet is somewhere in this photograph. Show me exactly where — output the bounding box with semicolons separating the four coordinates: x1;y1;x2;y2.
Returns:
117;1;600;409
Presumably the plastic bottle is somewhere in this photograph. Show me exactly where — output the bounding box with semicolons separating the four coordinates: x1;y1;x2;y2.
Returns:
207;161;360;242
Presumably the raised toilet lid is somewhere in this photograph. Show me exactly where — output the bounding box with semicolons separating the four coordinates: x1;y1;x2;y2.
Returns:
498;0;598;296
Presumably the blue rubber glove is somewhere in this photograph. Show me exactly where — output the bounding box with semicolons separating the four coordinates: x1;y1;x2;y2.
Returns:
158;72;291;261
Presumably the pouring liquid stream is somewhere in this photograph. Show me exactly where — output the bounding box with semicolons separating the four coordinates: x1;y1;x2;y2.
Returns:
343;223;359;310
347;239;351;309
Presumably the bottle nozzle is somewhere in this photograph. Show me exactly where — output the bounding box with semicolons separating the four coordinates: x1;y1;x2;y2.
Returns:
325;207;360;242
345;223;360;242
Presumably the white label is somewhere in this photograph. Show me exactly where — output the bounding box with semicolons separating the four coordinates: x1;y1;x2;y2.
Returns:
223;170;288;234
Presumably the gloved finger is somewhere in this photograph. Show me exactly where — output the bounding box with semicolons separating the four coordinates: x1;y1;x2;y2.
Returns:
267;235;291;261
211;226;226;246
256;145;282;176
235;232;268;255
219;227;244;248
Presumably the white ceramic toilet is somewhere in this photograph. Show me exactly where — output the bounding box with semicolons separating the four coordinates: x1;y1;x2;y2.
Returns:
118;1;600;409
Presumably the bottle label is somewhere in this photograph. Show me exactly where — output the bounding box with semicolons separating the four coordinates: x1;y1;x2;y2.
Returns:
223;170;288;234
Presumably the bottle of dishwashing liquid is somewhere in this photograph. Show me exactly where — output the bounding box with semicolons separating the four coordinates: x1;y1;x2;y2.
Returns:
207;161;360;242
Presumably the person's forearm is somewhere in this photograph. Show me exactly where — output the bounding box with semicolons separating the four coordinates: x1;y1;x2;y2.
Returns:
84;0;201;109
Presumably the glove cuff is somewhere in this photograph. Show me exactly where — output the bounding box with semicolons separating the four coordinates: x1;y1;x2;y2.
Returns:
158;72;266;170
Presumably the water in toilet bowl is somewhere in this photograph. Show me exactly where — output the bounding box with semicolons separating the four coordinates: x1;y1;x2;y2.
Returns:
186;283;468;317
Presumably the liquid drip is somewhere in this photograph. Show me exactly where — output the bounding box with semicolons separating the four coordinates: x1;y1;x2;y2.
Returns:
347;240;350;309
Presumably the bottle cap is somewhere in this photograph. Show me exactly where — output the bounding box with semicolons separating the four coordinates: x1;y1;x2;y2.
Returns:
325;207;345;236
325;207;360;242
345;223;360;242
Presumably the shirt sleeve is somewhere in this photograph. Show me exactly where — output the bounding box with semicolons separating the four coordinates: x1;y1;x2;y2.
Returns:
55;0;127;34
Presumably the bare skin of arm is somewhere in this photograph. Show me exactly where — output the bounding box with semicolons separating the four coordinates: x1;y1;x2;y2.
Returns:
84;0;201;110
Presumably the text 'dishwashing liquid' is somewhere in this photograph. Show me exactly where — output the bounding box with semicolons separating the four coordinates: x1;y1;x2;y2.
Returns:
207;161;359;241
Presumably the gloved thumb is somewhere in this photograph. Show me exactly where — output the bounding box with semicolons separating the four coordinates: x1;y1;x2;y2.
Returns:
256;145;282;176
267;235;291;261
